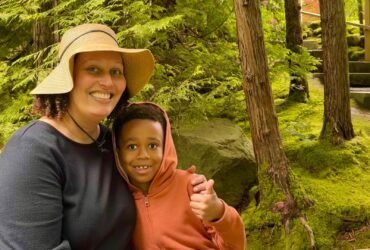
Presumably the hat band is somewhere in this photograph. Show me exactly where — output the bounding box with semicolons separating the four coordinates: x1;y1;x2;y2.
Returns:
58;30;118;63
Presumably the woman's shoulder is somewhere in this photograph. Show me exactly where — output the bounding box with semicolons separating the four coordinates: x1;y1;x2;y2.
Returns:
8;120;62;147
0;120;66;182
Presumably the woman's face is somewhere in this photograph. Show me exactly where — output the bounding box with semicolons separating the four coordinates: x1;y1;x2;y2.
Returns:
69;51;126;123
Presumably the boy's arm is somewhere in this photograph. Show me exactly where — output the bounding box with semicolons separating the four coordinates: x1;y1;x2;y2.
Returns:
190;180;246;250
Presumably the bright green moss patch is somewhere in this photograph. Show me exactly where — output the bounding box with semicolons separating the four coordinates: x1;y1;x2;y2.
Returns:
243;78;370;249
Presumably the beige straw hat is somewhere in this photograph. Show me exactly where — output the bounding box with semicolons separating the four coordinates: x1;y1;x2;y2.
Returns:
30;23;155;97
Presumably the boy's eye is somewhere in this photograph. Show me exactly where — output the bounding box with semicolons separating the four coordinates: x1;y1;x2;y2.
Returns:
110;69;123;77
148;143;158;150
127;144;137;150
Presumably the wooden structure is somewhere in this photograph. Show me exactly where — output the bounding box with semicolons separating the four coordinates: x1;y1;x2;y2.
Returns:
301;0;370;61
301;0;319;23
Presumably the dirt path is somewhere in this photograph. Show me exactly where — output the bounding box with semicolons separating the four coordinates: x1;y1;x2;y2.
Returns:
309;76;370;119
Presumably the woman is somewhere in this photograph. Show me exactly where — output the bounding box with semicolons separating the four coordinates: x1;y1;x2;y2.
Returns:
0;23;205;250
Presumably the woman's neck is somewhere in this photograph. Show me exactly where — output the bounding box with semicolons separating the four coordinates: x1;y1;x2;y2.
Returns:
40;114;100;144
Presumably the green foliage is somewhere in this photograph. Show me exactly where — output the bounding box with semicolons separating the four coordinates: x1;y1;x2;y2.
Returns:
0;93;34;142
345;0;364;22
1;0;315;147
286;47;320;82
1;1;370;248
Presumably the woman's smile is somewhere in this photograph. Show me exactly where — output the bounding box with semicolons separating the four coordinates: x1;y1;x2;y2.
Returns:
90;91;112;100
69;51;126;123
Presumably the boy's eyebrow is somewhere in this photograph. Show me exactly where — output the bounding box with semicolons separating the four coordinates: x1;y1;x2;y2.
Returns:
122;136;162;142
147;137;162;141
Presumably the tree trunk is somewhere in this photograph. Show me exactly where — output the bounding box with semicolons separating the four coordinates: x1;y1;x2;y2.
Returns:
319;0;355;144
32;0;59;67
233;0;292;203
285;0;310;102
233;1;316;248
358;0;364;36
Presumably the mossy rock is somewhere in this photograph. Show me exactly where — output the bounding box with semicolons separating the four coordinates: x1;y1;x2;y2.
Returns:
172;118;258;207
313;27;322;37
347;34;361;47
308;21;321;30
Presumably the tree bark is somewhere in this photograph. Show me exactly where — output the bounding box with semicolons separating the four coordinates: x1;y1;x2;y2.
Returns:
233;0;291;202
358;0;364;36
32;0;59;67
319;0;355;144
285;0;310;101
233;1;316;247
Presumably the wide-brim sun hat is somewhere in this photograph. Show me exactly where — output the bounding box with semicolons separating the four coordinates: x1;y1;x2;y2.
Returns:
30;23;155;97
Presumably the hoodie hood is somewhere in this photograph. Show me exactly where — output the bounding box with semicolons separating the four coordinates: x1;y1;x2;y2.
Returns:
113;102;177;198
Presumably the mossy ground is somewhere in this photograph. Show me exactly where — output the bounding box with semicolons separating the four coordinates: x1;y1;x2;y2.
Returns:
242;75;370;249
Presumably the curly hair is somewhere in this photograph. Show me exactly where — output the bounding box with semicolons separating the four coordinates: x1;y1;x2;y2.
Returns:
32;94;69;119
32;90;130;119
113;103;166;147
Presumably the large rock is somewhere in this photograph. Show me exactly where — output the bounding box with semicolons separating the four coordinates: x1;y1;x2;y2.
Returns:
347;35;362;47
172;118;257;207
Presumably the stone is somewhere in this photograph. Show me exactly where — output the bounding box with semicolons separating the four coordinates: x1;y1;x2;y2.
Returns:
302;39;320;50
172;118;258;207
347;35;362;47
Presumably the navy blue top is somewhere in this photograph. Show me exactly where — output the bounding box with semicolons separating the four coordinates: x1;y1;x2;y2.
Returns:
0;121;136;249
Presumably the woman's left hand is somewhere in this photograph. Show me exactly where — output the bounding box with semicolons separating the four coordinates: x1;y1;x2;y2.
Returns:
188;165;207;193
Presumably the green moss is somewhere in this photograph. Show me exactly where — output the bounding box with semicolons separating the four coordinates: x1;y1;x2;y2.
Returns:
243;75;370;249
335;227;370;249
245;216;315;250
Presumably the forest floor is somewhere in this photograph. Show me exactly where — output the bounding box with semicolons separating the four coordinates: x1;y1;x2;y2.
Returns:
242;75;370;250
310;75;370;132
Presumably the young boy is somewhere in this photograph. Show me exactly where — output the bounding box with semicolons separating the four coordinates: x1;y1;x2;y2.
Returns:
113;102;246;249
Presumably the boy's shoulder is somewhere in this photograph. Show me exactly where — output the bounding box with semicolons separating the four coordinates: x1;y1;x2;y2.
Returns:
174;169;195;197
174;168;193;180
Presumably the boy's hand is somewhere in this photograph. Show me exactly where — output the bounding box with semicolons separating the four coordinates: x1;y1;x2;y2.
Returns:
190;179;224;222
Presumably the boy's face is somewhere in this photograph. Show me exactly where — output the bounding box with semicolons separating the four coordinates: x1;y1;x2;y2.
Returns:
118;119;164;192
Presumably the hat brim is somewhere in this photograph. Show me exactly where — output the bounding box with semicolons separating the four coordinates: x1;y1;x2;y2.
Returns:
30;46;155;97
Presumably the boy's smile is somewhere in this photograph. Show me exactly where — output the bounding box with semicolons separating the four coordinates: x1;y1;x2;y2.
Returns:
118;119;164;192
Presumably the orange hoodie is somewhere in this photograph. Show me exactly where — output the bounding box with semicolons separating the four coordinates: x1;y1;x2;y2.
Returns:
114;102;246;250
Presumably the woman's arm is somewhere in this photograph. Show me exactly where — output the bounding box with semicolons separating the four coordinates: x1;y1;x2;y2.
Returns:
0;135;68;249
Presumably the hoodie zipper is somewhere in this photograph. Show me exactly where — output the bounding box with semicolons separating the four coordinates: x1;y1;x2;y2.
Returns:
144;193;150;207
144;193;153;242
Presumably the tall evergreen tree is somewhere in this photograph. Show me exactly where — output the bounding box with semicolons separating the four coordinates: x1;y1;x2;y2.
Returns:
233;0;315;248
284;0;310;102
319;0;355;144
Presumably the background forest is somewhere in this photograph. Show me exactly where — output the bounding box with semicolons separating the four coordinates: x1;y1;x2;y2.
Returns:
1;0;370;249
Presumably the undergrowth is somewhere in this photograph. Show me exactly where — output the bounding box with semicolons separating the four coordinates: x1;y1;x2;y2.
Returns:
242;76;370;249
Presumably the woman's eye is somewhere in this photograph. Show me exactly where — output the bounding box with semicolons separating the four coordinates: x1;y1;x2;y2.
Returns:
110;69;123;77
127;144;137;150
148;144;158;150
87;66;99;74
